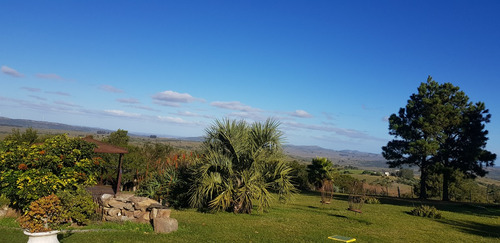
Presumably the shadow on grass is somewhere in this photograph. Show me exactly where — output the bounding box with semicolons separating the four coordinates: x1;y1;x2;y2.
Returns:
291;204;372;225
373;196;500;218
437;219;500;238
58;231;74;242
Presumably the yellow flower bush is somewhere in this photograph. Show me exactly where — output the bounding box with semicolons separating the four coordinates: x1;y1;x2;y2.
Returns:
0;134;99;211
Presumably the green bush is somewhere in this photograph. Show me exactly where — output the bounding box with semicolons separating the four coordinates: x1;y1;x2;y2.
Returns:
410;205;442;219
364;196;380;204
0;194;9;208
56;186;97;225
0;134;99;211
17;194;67;233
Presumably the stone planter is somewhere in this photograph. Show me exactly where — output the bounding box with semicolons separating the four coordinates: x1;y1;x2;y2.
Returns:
24;230;60;243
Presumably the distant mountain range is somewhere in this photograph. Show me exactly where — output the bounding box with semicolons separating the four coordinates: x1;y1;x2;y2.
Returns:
1;116;498;179
283;144;388;169
0;116;108;133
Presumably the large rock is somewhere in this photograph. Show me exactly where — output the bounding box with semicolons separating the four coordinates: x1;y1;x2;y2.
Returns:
107;208;121;216
108;199;130;209
100;194;114;207
153;218;178;233
130;197;160;211
114;193;134;202
133;211;151;224
151;208;171;219
122;209;135;218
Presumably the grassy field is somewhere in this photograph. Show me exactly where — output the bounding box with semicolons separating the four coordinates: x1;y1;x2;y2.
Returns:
1;192;499;242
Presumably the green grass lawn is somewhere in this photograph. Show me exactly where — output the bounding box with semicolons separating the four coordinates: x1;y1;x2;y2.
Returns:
1;192;499;242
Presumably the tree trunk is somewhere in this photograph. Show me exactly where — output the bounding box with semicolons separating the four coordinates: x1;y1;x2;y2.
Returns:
442;168;451;201
420;165;428;199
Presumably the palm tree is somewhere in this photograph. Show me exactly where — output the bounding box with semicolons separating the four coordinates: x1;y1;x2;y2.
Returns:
189;118;295;213
307;157;336;189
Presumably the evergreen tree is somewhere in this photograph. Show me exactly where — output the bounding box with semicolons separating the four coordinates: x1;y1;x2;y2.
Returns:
382;76;496;200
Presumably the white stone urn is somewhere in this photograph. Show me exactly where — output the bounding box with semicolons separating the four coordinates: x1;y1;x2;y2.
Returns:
23;230;60;243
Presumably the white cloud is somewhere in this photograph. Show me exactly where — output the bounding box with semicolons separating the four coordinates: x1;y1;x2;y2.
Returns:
176;110;214;119
1;65;24;77
130;105;160;112
382;116;389;122
157;116;196;125
104;109;140;118
117;98;140;104
36;73;64;80
152;90;204;107
211;101;260;112
100;85;124;93
291;109;313;118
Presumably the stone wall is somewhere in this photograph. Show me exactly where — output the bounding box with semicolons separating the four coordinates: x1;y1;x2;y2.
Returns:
99;193;178;233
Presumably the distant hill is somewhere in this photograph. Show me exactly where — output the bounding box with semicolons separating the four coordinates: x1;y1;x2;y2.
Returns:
283;144;388;169
0;116;108;133
1;116;498;180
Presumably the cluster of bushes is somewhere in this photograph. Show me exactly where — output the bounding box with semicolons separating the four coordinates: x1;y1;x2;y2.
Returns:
0;130;99;229
410;205;442;219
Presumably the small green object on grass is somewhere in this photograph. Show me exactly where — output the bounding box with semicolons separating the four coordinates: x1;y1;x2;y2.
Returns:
328;235;356;242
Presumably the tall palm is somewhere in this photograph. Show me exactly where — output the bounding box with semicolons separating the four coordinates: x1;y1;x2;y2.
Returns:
189;118;295;213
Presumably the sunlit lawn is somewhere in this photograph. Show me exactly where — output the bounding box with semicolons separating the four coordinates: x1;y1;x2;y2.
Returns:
1;192;499;242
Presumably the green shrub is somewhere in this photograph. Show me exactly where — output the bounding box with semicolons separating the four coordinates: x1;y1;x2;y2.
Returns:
0;194;9;208
17;194;67;232
364;196;380;204
56;186;97;225
0;134;99;211
410;205;442;219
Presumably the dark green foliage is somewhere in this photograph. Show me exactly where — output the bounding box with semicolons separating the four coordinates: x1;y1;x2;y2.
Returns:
307;157;336;189
289;160;312;191
190;118;296;214
364;196;380;204
396;169;414;180
57;186;97;225
333;174;360;193
136;167;178;205
4;128;39;145
410;205;442;219
383;76;496;200
103;129;129;147
0;194;9;207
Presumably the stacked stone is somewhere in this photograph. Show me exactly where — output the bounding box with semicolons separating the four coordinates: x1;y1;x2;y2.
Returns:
99;193;178;233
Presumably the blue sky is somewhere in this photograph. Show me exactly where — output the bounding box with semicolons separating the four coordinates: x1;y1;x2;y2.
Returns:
1;0;499;155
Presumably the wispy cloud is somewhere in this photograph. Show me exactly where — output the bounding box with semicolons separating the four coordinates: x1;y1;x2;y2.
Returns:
211;101;260;112
103;109;140;118
129;105;160;112
21;87;42;92
382;116;389;122
283;121;385;141
46;91;71;96
54;100;81;107
157;116;198;125
290;109;313;118
28;95;47;101
1;65;24;77
176;110;214;119
36;73;64;81
100;85;124;93
152;90;204;107
117;98;140;104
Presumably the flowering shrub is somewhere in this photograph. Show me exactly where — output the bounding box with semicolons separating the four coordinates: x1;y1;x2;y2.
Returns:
0;134;99;211
17;194;67;233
